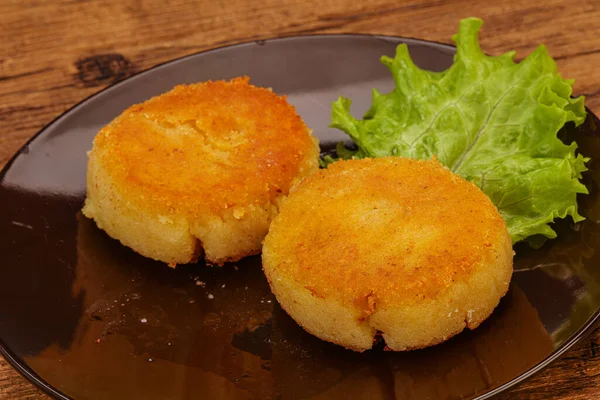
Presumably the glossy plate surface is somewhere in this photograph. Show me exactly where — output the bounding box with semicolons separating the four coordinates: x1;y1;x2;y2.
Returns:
1;35;600;400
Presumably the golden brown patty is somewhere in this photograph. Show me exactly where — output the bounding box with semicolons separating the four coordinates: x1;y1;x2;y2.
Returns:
83;77;320;266
262;157;513;351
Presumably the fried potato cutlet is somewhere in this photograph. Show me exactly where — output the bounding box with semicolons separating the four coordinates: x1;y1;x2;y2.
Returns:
262;157;513;351
83;77;320;266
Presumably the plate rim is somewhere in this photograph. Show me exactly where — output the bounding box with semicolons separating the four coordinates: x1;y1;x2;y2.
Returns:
1;32;598;400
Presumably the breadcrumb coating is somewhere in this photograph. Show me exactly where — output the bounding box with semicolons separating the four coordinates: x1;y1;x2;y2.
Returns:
83;77;320;265
262;157;513;351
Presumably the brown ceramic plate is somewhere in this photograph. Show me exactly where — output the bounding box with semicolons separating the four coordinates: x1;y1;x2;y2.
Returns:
1;35;600;400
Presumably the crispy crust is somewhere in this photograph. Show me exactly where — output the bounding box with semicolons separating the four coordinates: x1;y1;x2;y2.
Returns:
262;157;513;351
83;77;320;265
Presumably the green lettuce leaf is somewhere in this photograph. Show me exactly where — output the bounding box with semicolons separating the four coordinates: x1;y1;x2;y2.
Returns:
330;17;588;245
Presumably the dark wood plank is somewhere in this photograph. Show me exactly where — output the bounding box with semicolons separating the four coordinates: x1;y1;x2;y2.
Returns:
0;358;44;399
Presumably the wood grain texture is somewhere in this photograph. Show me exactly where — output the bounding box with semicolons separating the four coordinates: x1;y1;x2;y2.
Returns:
2;0;600;398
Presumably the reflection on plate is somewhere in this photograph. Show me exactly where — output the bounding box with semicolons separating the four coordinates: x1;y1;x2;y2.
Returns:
1;35;600;400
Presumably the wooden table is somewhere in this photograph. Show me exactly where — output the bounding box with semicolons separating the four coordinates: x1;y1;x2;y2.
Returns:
2;0;600;398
